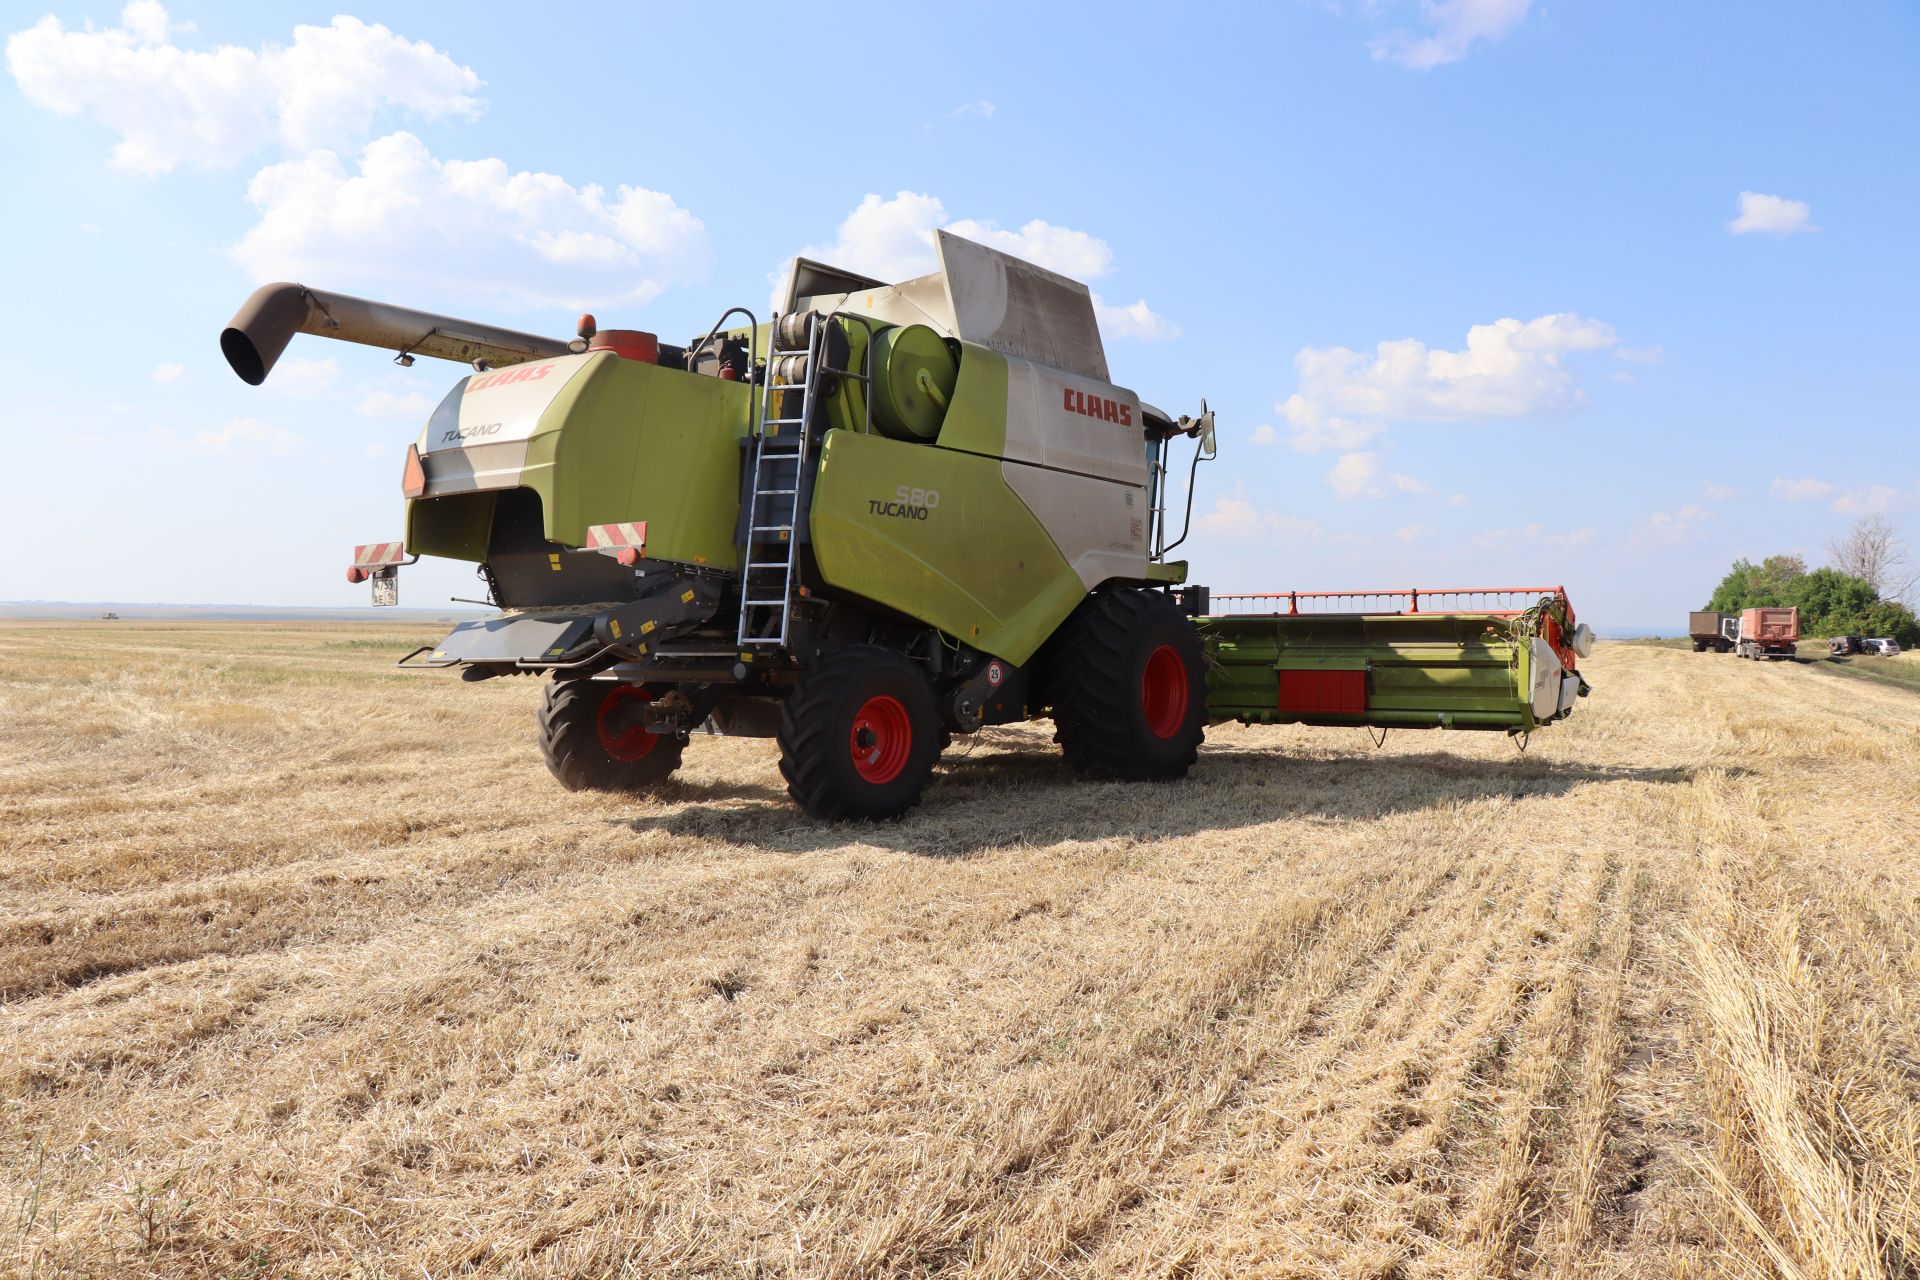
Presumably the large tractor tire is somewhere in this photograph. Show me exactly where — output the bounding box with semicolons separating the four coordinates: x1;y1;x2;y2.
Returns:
778;645;942;821
538;678;685;792
1045;588;1207;780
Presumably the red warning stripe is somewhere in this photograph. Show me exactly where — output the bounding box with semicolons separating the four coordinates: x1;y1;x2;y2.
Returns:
585;521;647;552
352;541;408;567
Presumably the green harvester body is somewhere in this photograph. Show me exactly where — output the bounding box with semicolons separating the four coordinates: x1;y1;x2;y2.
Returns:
218;232;1591;819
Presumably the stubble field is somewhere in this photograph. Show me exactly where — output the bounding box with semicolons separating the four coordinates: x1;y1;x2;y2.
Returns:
2;621;1916;1279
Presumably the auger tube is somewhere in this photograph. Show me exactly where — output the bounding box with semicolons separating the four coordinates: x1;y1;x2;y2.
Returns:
220;282;571;386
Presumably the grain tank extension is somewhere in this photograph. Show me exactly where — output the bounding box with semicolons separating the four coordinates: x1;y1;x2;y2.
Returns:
221;233;1594;819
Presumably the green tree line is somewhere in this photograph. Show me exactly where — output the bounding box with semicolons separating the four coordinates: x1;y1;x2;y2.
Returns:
1706;554;1920;645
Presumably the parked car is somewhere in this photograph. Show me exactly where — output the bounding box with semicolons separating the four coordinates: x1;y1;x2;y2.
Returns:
1862;638;1903;656
1830;635;1866;657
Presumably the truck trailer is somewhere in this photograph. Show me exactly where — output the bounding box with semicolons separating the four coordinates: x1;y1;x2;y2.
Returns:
221;234;1594;820
1737;606;1800;660
1688;611;1734;653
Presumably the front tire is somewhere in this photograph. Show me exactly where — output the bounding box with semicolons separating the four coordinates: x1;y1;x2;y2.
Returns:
1044;588;1206;779
778;646;941;820
538;678;685;792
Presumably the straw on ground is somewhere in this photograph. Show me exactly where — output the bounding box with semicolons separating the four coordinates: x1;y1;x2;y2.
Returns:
1;621;1915;1278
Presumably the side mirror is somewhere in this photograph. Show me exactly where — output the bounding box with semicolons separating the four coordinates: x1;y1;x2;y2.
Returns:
1199;404;1216;458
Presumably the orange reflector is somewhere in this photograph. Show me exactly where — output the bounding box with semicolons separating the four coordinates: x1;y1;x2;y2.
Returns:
615;546;641;567
401;444;426;498
346;566;368;584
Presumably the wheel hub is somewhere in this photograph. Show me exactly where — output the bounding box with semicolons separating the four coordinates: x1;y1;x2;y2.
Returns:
1141;645;1190;740
596;684;659;761
848;695;912;784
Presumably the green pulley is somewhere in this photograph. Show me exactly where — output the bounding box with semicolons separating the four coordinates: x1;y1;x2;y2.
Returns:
869;324;957;441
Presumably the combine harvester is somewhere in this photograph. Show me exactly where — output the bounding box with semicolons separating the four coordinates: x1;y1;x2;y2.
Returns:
221;234;1593;819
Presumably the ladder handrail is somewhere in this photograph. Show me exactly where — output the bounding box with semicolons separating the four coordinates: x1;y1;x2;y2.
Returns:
736;311;829;648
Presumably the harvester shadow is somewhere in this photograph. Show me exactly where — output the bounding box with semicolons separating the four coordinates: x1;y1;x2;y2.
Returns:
617;743;1706;858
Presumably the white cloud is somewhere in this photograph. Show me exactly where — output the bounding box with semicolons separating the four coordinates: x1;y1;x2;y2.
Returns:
6;6;482;175
363;442;386;460
1199;486;1343;545
1396;524;1433;543
71;432;105;449
232;131;709;312
152;361;183;383
1638;503;1712;544
1834;485;1902;515
357;389;434;418
792;192;1175;342
1093;296;1180;341
1771;476;1836;503
802;193;1116;283
1280;312;1619;453
945;217;1114;280
1472;522;1596;551
947;100;996;120
1268;513;1340;546
1249;423;1276;446
798;191;948;282
153;416;301;457
1370;0;1532;69
1448;493;1469;509
1729;191;1816;236
78;221;100;235
1200;491;1266;539
265;356;338;398
1703;481;1737;502
1278;408;1383;454
1615;344;1664;364
1327;450;1429;501
1769;475;1906;514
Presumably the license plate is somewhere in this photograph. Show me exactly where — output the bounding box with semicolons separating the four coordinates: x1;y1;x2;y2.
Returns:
371;567;399;606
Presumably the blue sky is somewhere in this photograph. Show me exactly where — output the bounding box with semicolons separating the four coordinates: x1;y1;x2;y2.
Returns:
2;0;1915;628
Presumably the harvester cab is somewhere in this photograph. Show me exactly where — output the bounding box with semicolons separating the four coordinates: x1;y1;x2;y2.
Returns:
220;231;1589;820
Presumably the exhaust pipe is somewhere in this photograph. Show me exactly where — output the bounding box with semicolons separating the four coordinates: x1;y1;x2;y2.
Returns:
220;282;571;386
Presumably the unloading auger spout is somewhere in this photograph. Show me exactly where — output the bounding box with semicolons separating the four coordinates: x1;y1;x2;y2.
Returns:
220;282;571;387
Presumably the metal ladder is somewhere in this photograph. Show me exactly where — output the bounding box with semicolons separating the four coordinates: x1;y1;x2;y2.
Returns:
736;313;826;648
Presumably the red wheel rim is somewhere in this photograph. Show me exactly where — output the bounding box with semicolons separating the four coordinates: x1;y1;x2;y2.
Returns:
1142;645;1189;740
848;694;912;784
596;685;658;761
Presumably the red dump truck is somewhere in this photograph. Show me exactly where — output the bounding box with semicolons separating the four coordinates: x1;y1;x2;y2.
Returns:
1736;606;1799;660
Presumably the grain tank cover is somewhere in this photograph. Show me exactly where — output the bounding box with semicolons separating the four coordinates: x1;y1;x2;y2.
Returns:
782;229;1110;382
934;231;1109;382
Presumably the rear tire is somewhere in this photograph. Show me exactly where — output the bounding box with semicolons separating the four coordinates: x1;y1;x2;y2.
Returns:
778;646;941;820
539;678;685;792
1044;588;1206;779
